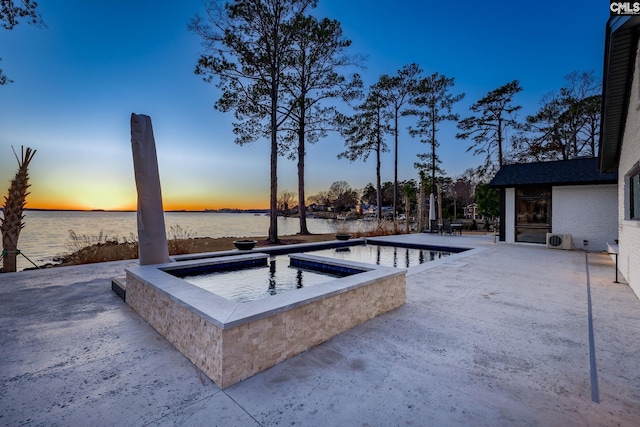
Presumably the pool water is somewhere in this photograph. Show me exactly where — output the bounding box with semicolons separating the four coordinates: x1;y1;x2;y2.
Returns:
180;244;452;303
181;256;344;303
309;244;451;268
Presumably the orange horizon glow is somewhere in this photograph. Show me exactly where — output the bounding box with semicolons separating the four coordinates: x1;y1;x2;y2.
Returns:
17;180;273;212
24;197;271;212
24;203;272;212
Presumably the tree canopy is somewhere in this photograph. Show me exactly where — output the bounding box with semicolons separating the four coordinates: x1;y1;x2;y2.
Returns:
1;0;44;85
516;71;601;162
326;180;357;212
278;14;361;233
1;0;42;29
474;183;500;218
376;63;421;219
190;2;601;226
456;80;522;177
409;72;464;192
190;0;317;243
338;86;391;220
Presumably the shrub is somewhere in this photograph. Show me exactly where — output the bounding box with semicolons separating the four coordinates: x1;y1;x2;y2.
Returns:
167;224;196;255
351;220;406;238
63;224;197;264
332;221;353;235
64;229;138;265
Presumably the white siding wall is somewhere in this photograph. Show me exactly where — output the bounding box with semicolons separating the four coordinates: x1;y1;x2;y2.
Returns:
618;41;640;297
505;188;515;243
552;185;618;252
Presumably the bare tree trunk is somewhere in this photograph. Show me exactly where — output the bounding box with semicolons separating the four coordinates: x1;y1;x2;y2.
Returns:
268;58;280;243
269;129;279;243
376;137;382;222
437;184;443;221
417;181;425;232
497;117;504;167
404;195;410;234
297;111;310;235
393;112;398;221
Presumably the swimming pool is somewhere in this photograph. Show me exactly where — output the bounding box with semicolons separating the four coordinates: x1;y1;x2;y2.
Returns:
174;255;351;303
123;239;467;388
171;243;451;303
308;243;451;268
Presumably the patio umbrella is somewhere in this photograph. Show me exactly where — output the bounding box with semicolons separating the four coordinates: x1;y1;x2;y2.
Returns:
130;113;170;265
429;193;435;221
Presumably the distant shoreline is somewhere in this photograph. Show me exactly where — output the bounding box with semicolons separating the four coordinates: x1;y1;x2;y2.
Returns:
12;208;271;214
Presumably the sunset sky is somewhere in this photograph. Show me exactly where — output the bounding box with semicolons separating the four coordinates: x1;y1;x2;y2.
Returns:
0;0;606;211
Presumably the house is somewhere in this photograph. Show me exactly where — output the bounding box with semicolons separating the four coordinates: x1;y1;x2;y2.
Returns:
463;203;478;220
357;203;375;215
599;15;640;297
490;158;618;251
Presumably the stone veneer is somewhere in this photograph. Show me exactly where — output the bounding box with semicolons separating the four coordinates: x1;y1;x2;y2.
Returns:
125;253;405;388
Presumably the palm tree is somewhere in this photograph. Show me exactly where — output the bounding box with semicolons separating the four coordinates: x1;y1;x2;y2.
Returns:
1;146;36;272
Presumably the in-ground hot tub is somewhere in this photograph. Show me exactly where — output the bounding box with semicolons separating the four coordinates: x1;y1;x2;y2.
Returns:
125;251;405;388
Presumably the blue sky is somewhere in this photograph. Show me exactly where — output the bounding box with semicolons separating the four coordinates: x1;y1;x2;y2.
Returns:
0;0;608;210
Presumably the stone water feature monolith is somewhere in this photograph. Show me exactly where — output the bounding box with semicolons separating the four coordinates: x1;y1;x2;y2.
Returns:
130;113;170;265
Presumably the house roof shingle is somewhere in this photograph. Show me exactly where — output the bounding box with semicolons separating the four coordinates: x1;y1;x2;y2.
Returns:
489;158;618;188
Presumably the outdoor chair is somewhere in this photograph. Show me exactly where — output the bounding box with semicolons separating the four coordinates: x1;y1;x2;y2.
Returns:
441;219;452;235
429;219;439;234
451;220;463;236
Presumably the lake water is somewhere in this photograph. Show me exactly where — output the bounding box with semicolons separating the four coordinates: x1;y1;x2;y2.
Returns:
0;210;337;271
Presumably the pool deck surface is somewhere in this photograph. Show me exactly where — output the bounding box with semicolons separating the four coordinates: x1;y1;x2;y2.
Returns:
1;233;639;426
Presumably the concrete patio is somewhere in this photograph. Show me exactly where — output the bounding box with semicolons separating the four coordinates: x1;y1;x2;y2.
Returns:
1;234;639;426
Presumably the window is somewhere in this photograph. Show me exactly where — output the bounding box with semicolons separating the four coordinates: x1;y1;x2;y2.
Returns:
631;172;640;220
515;186;552;244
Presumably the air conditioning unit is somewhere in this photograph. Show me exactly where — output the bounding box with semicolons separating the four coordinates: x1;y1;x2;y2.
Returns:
546;233;573;250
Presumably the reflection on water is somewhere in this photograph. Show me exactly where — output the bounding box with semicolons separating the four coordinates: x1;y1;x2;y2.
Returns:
296;270;303;289
179;243;451;303
268;259;277;295
313;244;450;269
182;255;341;303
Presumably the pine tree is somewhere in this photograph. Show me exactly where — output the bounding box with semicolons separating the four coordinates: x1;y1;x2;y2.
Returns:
190;0;317;244
456;80;522;177
337;86;391;221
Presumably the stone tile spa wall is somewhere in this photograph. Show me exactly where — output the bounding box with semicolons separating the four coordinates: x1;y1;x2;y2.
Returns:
125;255;405;388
